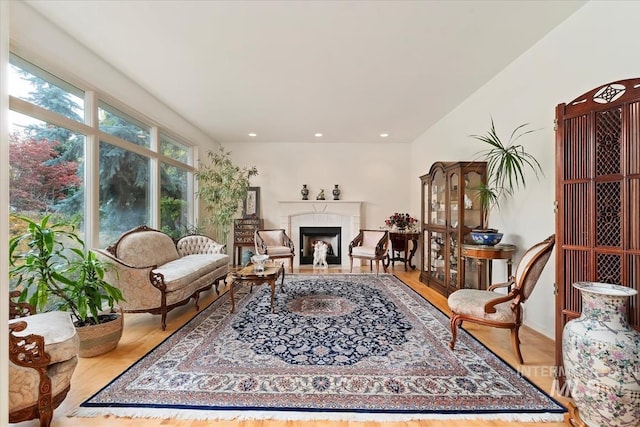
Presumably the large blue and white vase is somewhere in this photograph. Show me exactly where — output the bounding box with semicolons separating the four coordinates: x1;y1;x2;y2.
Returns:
562;282;640;427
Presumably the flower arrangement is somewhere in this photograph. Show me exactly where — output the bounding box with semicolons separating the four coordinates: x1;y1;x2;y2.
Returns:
385;212;417;230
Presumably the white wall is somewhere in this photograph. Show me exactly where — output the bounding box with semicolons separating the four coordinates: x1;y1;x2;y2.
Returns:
1;2;10;424
410;0;640;338
224;142;414;250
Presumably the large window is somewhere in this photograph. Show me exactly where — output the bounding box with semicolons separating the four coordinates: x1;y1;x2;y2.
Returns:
161;163;189;238
8;111;86;238
160;133;189;163
99;141;150;247
99;102;150;147
8;53;196;248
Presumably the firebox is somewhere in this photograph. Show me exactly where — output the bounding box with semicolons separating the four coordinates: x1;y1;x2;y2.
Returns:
299;226;341;265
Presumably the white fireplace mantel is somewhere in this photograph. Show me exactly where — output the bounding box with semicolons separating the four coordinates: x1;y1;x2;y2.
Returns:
279;201;362;267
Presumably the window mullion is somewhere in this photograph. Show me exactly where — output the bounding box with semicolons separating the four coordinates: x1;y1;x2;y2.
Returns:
85;90;99;248
150;126;160;229
9;96;93;135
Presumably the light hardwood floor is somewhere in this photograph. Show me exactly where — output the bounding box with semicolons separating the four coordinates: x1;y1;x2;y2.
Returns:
11;267;570;427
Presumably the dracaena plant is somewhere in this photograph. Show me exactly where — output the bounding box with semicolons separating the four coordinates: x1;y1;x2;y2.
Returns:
9;214;123;326
471;118;543;228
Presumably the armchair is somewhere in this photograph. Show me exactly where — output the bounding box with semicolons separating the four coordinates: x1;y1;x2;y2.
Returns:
348;229;389;275
9;290;80;427
448;235;555;364
254;229;295;273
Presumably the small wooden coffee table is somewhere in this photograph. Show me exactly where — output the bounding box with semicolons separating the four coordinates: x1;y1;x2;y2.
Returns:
228;262;285;313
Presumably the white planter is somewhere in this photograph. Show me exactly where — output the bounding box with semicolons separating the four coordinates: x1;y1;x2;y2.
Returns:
562;282;640;427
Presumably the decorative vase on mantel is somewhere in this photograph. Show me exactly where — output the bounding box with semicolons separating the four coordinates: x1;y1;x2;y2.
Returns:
332;184;341;200
300;184;309;200
562;282;640;427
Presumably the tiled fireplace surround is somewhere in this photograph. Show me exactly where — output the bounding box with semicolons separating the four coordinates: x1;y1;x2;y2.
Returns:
278;201;362;268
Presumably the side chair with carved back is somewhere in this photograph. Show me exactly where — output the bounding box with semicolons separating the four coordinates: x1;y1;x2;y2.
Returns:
447;234;555;364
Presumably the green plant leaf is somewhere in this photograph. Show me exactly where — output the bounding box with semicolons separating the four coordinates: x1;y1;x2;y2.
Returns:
471;118;544;226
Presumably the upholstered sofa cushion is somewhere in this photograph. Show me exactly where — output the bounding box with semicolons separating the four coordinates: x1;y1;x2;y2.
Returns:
176;235;225;255
447;289;516;323
155;253;228;292
265;245;293;256
115;229;180;268
351;246;378;257
9;311;80;364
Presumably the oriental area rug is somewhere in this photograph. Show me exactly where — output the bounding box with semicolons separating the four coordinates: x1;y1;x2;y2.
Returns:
71;274;565;422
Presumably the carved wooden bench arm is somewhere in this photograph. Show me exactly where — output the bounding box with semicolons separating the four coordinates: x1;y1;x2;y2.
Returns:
9;321;51;369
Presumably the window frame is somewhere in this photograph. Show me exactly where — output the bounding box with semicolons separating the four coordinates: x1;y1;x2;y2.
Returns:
8;53;198;249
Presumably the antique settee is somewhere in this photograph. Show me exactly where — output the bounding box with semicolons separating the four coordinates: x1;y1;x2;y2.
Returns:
96;226;229;330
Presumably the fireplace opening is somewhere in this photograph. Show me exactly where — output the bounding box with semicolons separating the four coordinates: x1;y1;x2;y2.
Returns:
299;226;341;265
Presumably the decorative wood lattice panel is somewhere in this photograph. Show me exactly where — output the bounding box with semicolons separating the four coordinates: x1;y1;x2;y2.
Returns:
555;78;640;386
562;249;590;314
630;178;640;250
595;252;622;284
627;254;640;326
564;115;591;181
563;182;589;247
595;181;621;247
595;108;622;176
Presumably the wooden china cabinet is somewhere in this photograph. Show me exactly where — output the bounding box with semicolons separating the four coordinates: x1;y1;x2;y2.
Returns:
420;161;487;296
555;78;640;386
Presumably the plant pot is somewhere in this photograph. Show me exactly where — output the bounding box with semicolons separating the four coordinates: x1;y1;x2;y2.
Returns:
562;282;640;427
75;311;124;358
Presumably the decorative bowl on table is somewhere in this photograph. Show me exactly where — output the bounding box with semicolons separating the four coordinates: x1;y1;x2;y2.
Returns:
470;231;503;246
251;254;269;272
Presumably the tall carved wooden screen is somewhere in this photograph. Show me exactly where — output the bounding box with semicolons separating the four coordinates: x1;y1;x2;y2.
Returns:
555;78;640;385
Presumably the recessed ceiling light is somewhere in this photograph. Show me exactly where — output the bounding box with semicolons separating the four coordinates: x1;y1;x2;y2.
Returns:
248;133;257;137
314;133;323;137
380;133;389;138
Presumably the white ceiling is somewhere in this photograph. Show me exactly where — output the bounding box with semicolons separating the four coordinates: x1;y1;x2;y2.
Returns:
25;0;585;144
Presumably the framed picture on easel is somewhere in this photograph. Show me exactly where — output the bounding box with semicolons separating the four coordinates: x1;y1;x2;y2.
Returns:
243;187;260;218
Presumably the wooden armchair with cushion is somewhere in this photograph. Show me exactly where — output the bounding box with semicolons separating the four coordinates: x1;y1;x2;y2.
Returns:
8;290;80;427
348;229;390;275
447;234;555;364
254;229;295;273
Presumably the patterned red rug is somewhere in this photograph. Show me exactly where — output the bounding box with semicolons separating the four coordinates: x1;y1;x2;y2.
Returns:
71;274;565;422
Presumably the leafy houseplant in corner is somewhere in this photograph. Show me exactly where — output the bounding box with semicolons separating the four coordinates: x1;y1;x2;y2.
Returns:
9;214;125;357
470;118;543;245
195;146;258;243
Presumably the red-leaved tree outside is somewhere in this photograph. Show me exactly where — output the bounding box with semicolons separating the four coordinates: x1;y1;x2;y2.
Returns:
9;133;81;212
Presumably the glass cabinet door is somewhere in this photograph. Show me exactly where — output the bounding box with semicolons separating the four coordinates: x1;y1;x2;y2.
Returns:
449;232;459;287
448;172;459;229
463;171;484;230
426;230;446;284
430;169;446;226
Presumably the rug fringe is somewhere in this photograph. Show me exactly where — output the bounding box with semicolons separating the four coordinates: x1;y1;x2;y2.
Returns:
68;407;564;423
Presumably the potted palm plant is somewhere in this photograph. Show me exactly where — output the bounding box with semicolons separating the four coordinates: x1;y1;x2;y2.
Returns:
9;214;125;357
470;119;543;245
195;146;258;242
